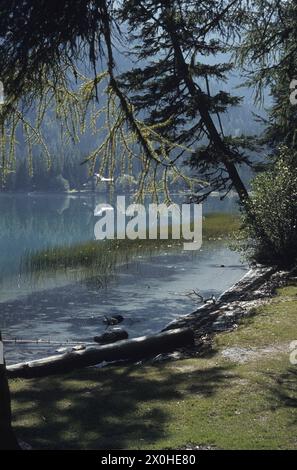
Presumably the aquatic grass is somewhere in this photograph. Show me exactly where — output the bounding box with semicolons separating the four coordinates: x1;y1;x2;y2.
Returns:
22;213;239;279
22;237;180;275
203;212;240;240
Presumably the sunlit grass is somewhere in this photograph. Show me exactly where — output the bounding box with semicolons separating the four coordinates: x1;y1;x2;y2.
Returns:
203;212;240;239
22;237;180;280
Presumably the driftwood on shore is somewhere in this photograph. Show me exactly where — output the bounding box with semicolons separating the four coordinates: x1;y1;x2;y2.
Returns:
7;328;194;379
163;267;279;337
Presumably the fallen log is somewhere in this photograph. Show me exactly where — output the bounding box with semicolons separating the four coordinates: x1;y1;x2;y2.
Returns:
7;328;194;379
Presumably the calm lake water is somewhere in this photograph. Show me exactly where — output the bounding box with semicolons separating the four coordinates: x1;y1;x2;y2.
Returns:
0;192;247;364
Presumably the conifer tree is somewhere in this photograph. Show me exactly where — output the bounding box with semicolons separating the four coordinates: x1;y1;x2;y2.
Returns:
117;0;250;201
0;0;251;202
239;0;297;152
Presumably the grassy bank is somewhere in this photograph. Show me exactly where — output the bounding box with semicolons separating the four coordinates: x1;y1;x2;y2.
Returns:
9;282;297;449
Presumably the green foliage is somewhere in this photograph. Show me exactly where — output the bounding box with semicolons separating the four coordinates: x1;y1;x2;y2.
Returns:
238;1;297;93
237;147;297;267
238;1;297;152
236;2;297;268
118;0;252;198
3;154;76;192
0;0;251;202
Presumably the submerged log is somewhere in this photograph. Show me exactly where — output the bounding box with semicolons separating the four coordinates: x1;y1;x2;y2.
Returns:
94;328;129;345
7;328;194;379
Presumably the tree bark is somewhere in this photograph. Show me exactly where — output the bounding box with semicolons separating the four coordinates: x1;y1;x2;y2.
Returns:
7;328;195;379
163;7;249;204
0;332;20;450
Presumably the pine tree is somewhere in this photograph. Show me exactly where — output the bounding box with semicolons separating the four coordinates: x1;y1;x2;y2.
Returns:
0;0;250;203
117;0;250;201
238;0;297;152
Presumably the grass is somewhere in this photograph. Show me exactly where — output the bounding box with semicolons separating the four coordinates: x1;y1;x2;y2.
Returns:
22;213;239;278
203;212;240;240
9;282;297;449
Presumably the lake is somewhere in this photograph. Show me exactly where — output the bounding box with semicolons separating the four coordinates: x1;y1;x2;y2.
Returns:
0;192;248;364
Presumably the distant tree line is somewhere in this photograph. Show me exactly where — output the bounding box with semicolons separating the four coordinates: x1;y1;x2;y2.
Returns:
2;153;89;192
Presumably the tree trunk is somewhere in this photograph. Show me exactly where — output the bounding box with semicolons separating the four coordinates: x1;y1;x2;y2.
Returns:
7;328;195;379
164;11;249;205
0;332;20;450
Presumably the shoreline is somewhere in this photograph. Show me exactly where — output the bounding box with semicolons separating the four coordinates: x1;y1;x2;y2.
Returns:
7;265;289;376
9;268;297;449
156;266;283;361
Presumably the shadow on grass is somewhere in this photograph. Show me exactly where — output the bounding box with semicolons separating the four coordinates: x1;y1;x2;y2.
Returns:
11;362;236;450
269;366;297;423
